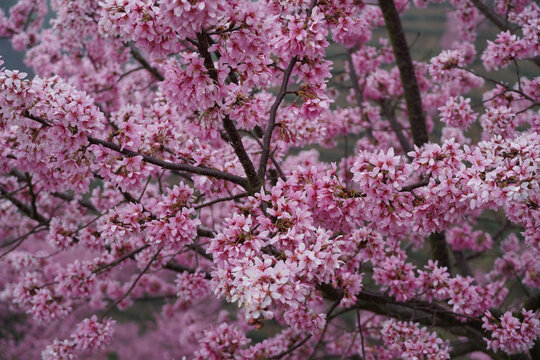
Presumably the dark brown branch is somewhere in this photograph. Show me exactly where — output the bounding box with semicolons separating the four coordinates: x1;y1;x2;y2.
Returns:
240;130;287;181
22;112;249;188
269;335;312;360
194;192;250;210
429;231;451;270
24;173;38;220
523;292;540;311
88;136;248;187
0;225;46;259
469;0;509;32
195;32;261;193
1;225;45;249
457;67;540;105
400;179;429;192
327;287;483;331
449;340;484;358
162;261;212;280
196;227;215;238
130;45;164;81
51;191;98;214
467;0;540;68
0;185;49;225
93;245;150;275
258;56;298;180
186;243;213;261
380;100;413;154
307;300;341;360
94;66;145;93
372;0;451;255
454;249;474;278
371;0;451;266
378;0;428;147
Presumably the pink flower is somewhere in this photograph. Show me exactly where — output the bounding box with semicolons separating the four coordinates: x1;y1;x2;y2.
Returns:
482;309;540;355
382;319;450;360
438;96;477;129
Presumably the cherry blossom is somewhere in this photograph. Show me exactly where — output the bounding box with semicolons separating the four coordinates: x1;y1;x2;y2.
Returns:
0;0;539;359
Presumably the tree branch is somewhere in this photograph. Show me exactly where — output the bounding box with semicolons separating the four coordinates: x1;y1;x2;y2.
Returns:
195;32;261;193
100;247;162;320
346;49;374;139
380;99;413;155
22;112;249;189
429;231;451;270
162;261;212;280
194;192;250;210
130;45;164;81
378;0;428;147
0;185;49;225
258;56;297;180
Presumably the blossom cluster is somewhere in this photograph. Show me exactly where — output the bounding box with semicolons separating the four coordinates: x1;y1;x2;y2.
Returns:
482;309;540;355
381;319;450;360
0;0;539;359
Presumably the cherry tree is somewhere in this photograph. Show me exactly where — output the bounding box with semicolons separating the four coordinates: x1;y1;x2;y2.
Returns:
0;0;539;359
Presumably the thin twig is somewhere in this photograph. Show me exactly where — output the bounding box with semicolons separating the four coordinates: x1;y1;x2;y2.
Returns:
346;49;373;139
194;192;250;210
258;56;298;180
269;334;313;359
93;245;151;275
307;300;342;360
99;247;162;320
357;310;366;360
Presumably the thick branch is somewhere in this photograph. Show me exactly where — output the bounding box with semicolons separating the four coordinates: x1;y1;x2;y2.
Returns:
454;249;474;278
87;137;248;187
400;179;429;192
378;0;453;268
354;288;482;330
469;0;509;32
378;0;428;147
429;231;451;270
524;292;540;311
449;340;484;358
196;227;215;238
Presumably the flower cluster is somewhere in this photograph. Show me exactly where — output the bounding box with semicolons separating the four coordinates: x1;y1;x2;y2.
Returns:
482;309;540;355
382;319;450;360
438;96;477;129
194;323;250;360
1;0;540;358
145;184;200;250
42;316;115;359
